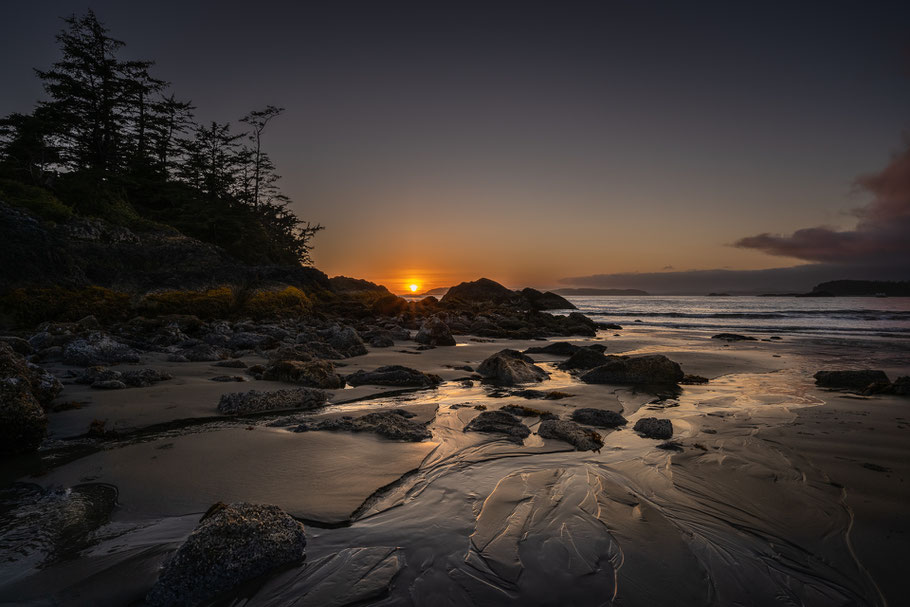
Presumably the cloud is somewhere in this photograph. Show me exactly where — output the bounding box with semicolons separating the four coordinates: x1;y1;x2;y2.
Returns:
734;142;910;264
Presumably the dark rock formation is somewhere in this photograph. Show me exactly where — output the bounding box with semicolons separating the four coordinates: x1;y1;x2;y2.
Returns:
442;278;515;304
519;288;576;310
633;417;673;439
570;407;628;428
538;419;603;451
217;388;329;415
62;334;141;366
580;355;684;385
523;342;602;356
74;366;172;388
326;326;368;357
680;374;709;385
559;348;611;371
0;342;50;452
500;404;554;418
415;316;456;346
263;360;345;389
345;365;441;388
146;502;306;607
814;370;890;392
464;410;530;443
328;276;391;294
477;349;549;386
711;333;757;342
294;410;431;441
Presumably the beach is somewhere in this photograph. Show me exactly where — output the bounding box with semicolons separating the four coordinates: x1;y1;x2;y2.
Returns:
1;298;908;606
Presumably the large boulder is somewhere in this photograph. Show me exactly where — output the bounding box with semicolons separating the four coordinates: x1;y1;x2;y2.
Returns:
537;419;603;451
441;278;515;304
345;365;441;388
559;348;611;371
146;502;306;607
571;407;628;428
62;334;141;366
519;288;576;310
0;342;52;452
477;349;549;386
263;360;346;389
633;417;673;440
464;410;530;443
580;355;684;385
326;326;368;358
217;388;329;415
294;410;431;441
415;316;456;346
814;370;890;391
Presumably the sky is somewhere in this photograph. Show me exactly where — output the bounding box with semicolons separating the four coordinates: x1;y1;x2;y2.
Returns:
2;1;909;293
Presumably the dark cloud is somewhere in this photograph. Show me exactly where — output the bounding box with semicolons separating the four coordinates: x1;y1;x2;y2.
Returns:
735;143;910;264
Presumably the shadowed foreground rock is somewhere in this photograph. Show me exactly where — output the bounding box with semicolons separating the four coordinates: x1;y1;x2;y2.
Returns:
571;407;628;428
711;333;757;342
580;354;684;385
217;388;329;415
477;349;549;386
146;502;306;607
0;342;61;452
464;410;530;443
559;348;611;371
263;359;345;389
415;316;456;346
814;370;890;391
346;365;442;387
294;410;431;441
633;417;673;440
538;419;603;451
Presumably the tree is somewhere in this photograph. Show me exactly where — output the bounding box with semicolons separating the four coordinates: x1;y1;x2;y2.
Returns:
239;105;284;208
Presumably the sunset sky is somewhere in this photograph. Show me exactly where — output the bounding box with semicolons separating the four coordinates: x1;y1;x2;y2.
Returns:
3;1;909;293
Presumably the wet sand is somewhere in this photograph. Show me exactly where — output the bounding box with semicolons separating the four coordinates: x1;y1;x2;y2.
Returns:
1;327;907;605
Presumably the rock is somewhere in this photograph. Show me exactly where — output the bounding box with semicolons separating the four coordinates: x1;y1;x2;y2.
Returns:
814;370;890;391
511;389;574;400
890;376;910;396
0;377;47;453
75;366;171;388
464;410;530;443
146;502;306;607
264;360;346;389
519;288;577;310
369;335;395;348
564;312;598;337
415;316;456;346
345;365;441;388
680;374;709;385
633;417;673;439
26;362;63;405
537;420;603;451
121;368;172;387
500;404;554;418
656;440;684;451
441;278;515;304
92;379;127;389
559;348;611;371
327;326;368;357
294;411;431;441
523;342;584;356
227;332;277;351
580;355;684;385
711;333;757;342
214;359;247;368
210;375;246;382
477;349;549;386
181;343;230;362
217;388;329;415
570;408;628;428
62;334;141;366
0;336;33;355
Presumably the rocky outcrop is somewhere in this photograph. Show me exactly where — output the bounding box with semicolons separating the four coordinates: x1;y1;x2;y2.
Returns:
519;288;576;310
814;370;890;392
326;326;368;358
62;334;141;366
538;420;603;451
73;366;172;389
263;360;345;389
217;388;329;415
441;278;516;304
570;408;628;428
345;365;442;388
711;333;757;342
523;342;604;356
146;502;306;607
0;342;62;452
633;417;673;440
477;349;549;386
580;354;684;385
464;410;530;443
559;348;611;371
415;316;456;346
293;410;431;441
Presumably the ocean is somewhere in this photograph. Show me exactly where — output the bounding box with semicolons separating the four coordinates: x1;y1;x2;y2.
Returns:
563;296;910;339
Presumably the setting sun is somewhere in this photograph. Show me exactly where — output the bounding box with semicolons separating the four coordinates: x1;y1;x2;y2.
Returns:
409;284;419;292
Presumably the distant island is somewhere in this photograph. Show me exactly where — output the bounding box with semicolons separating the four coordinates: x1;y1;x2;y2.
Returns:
553;288;650;296
762;280;910;297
